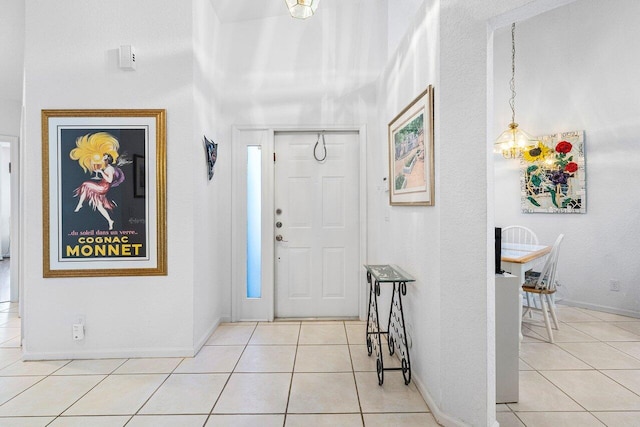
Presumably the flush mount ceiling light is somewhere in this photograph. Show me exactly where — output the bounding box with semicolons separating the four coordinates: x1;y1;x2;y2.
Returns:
285;0;319;19
494;23;538;159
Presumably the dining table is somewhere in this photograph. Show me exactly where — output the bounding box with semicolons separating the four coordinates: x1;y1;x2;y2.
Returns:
501;242;551;283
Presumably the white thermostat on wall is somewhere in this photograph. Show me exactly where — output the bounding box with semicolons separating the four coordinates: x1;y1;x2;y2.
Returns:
119;45;136;71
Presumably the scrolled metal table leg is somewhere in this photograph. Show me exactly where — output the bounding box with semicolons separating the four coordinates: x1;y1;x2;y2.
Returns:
388;335;395;356
366;271;374;356
401;357;411;385
372;279;384;383
387;280;412;385
366;273;385;385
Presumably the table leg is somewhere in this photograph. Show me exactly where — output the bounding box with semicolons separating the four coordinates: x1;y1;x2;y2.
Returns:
366;272;373;356
366;272;384;385
388;281;411;385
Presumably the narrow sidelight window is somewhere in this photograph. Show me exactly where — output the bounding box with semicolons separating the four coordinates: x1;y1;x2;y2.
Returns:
246;146;262;298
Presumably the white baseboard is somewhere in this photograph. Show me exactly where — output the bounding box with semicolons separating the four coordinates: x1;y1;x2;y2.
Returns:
559;299;640;319
413;375;470;427
22;346;196;361
193;317;223;354
413;375;500;426
22;317;228;361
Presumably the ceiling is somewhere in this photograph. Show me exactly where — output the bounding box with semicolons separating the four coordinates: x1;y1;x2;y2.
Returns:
209;0;294;23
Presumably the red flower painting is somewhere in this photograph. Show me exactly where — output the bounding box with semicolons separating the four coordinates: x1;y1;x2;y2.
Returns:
521;132;585;213
555;140;573;154
565;162;578;173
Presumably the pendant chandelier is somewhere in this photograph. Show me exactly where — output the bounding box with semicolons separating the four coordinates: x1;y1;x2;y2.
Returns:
285;0;320;19
495;23;538;159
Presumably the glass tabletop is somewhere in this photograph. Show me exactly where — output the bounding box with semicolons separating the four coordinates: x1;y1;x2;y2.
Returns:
364;264;415;283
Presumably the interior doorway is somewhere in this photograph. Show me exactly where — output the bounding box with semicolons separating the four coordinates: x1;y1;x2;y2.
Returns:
0;135;20;306
0;140;12;302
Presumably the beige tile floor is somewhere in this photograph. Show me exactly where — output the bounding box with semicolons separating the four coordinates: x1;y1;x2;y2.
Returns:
2;299;640;426
500;305;640;426
0;309;434;426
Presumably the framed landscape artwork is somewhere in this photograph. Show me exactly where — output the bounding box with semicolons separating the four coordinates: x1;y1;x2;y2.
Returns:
520;130;585;214
42;109;167;277
388;85;434;206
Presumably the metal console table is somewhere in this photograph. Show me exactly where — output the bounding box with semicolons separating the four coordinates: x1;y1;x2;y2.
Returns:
364;264;415;385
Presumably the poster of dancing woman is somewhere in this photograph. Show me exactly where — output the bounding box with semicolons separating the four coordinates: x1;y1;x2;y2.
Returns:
42;109;166;277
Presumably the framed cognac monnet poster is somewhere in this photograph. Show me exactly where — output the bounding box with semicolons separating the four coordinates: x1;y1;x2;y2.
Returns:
42;109;167;277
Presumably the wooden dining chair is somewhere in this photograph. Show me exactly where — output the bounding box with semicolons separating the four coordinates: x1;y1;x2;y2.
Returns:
502;225;539;246
502;225;543;311
521;234;564;343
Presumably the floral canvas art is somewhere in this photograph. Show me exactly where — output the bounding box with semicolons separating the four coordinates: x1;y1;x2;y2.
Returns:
521;130;585;214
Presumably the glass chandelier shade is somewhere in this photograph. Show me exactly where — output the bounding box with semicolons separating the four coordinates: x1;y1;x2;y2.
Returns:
495;122;538;159
494;23;538;159
285;0;320;19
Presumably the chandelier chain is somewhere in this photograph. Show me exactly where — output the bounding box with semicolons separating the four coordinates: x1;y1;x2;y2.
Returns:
509;23;516;125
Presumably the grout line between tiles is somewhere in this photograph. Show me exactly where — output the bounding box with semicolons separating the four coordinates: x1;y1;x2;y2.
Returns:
0;374;49;407
281;321;302;426
344;321;366;427
46;372;112;421
126;358;186;420
203;322;258;426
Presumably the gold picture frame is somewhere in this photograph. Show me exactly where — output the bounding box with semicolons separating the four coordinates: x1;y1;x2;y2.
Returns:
388;85;435;206
42;109;167;277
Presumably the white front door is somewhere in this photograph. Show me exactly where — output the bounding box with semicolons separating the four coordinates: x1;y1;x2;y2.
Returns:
274;132;360;318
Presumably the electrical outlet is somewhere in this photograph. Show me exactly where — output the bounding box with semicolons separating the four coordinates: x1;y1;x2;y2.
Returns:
609;279;620;292
73;315;85;340
72;323;84;340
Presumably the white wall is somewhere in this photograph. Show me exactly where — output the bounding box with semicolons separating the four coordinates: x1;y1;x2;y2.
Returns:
0;102;21;137
22;0;223;358
213;0;389;323
211;3;389;324
372;0;443;415
435;0;577;424
0;0;24;136
493;0;640;317
439;0;494;420
215;0;387;127
192;0;227;345
375;0;510;424
387;0;425;59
